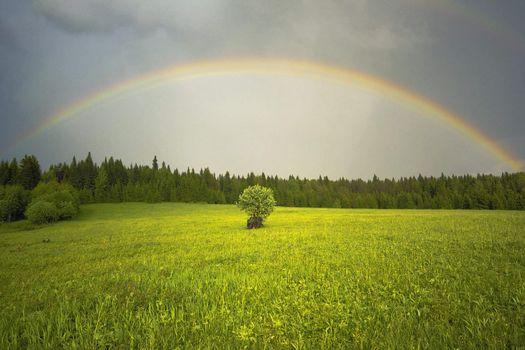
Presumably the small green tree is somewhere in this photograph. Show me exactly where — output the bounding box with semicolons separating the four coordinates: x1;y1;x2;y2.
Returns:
25;201;59;224
237;185;276;229
25;181;80;224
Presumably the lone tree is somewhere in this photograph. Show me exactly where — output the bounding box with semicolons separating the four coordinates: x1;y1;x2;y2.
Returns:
237;185;276;229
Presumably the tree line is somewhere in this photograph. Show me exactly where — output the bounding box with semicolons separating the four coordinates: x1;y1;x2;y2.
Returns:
1;153;525;216
0;155;80;223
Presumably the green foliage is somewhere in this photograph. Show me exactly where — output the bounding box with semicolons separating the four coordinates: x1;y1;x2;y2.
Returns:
6;153;525;210
237;185;276;227
0;185;31;222
26;181;80;224
18;155;41;190
32;181;80;208
0;160;13;185
0;203;524;348
24;200;59;224
152;155;159;171
4;159;19;185
94;167;110;202
81;152;97;192
145;191;163;203
78;188;94;203
0;200;7;221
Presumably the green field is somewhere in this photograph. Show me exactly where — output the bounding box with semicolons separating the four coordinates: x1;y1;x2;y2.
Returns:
1;203;524;349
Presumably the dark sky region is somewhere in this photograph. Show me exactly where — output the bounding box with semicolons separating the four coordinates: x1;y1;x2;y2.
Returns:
1;1;524;179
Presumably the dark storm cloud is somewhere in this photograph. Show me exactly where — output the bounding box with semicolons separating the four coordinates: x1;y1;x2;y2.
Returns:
0;20;20;51
0;0;524;176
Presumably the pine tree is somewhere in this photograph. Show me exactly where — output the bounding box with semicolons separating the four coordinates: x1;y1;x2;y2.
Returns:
7;158;18;185
7;152;524;211
94;167;110;202
221;171;233;203
54;162;69;183
0;161;9;185
18;155;41;190
152;156;159;171
69;157;83;189
82;152;97;193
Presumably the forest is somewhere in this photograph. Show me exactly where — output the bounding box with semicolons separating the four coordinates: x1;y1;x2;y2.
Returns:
1;153;525;216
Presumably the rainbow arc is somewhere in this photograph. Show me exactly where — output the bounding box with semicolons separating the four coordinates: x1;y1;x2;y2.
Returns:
8;58;523;171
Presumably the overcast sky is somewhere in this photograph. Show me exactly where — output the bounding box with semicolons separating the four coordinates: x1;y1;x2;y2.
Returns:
1;0;524;179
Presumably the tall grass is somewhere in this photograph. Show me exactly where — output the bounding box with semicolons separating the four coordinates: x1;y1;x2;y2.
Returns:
1;203;524;348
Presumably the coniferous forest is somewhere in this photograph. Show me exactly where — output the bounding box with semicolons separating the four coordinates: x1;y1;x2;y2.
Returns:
1;153;525;216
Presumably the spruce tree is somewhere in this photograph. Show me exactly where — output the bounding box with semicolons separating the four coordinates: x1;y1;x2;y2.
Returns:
94;167;110;202
69;157;83;189
82;152;97;192
7;158;18;185
19;155;41;190
152;156;159;171
0;161;9;185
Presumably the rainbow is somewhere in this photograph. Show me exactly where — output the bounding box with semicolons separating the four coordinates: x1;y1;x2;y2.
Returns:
9;58;524;171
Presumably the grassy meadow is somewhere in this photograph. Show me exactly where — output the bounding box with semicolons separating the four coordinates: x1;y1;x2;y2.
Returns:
0;203;524;349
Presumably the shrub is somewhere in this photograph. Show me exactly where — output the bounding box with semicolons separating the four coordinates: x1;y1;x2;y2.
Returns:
32;182;80;209
59;202;78;219
237;185;276;229
26;181;80;224
25;200;59;224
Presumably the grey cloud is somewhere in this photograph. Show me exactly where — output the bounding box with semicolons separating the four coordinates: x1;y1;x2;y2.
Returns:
2;0;523;175
0;20;20;51
33;0;138;33
32;0;229;34
32;0;427;55
280;1;426;51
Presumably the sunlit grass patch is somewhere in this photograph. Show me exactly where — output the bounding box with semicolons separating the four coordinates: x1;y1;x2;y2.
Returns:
1;203;524;348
